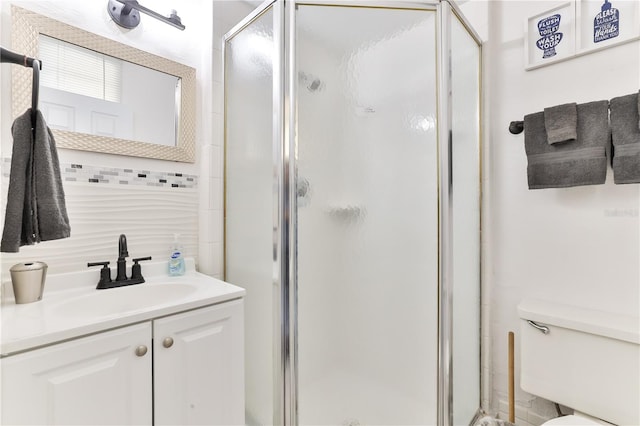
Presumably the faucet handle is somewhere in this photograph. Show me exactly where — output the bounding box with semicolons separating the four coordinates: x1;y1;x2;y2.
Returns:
88;261;112;288
131;256;152;280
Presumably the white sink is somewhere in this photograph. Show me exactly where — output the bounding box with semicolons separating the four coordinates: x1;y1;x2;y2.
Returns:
52;282;199;318
1;259;246;355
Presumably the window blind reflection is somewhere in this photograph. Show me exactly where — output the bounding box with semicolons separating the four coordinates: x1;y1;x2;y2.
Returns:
39;35;122;103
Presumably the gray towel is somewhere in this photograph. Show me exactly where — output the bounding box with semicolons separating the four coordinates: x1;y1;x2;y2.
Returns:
610;92;640;184
638;90;640;130
544;103;577;144
1;109;70;252
524;100;609;189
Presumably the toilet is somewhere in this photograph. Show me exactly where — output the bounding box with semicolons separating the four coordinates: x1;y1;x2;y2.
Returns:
518;299;640;426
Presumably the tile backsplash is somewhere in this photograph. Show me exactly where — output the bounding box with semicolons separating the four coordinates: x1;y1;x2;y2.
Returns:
2;158;198;189
0;159;199;278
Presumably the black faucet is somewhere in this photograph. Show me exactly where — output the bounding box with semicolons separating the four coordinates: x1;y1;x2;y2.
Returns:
88;234;152;289
116;234;129;282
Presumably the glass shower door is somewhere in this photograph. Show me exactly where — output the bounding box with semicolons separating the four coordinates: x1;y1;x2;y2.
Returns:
450;8;482;425
224;6;275;425
295;5;439;425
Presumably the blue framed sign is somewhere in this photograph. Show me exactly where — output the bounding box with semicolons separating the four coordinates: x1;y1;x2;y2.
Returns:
593;0;619;43
526;3;576;69
526;0;640;70
577;0;640;53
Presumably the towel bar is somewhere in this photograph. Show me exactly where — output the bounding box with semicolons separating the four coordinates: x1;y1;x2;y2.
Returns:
0;46;42;69
511;100;615;136
1;46;42;130
509;121;524;135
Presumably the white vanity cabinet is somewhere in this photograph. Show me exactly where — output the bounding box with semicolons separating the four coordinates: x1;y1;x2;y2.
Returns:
1;299;244;426
1;322;153;425
154;299;244;425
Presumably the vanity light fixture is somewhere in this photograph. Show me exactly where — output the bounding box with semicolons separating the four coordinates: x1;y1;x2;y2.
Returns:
107;0;185;31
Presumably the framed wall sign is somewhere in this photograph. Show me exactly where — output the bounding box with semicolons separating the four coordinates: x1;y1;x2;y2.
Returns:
525;0;640;70
525;2;576;70
576;0;640;54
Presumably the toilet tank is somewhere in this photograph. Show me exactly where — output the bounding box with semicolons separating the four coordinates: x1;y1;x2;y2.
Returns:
518;299;639;426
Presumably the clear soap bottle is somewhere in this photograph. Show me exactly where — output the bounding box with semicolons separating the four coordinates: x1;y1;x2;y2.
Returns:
168;233;185;276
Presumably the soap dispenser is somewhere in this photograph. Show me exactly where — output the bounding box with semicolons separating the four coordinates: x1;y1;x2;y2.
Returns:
168;234;185;276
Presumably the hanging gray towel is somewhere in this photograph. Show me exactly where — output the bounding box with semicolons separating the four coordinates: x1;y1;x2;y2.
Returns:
544;103;577;144
610;92;640;184
524;100;609;189
1;109;70;253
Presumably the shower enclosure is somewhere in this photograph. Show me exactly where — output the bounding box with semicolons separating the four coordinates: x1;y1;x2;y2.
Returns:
224;1;481;425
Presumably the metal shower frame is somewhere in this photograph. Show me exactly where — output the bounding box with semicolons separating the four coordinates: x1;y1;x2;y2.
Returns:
223;1;482;425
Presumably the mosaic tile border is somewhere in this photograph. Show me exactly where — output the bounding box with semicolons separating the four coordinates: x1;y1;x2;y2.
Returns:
1;158;198;189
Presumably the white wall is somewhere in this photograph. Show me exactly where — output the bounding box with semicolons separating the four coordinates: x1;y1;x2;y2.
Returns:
0;0;219;277
461;1;640;424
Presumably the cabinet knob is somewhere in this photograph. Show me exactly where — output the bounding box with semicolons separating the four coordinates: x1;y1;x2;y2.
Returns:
162;337;174;348
135;345;148;357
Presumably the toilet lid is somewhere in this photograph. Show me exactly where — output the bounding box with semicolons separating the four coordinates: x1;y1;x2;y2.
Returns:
542;415;607;425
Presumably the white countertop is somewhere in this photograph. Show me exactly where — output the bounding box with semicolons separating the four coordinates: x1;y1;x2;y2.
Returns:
1;258;245;356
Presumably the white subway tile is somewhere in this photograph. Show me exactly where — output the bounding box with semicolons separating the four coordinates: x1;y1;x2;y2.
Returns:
212;210;224;244
212;242;223;276
201;145;213;177
514;417;535;426
210;142;223;177
212;17;226;43
200;208;223;245
528;410;552;426
213;48;223;83
197;242;214;276
198;175;211;210
211;178;223;210
482;367;492;400
498;399;508;416
497;399;528;423
213;81;223;114
212;113;224;148
198;209;209;242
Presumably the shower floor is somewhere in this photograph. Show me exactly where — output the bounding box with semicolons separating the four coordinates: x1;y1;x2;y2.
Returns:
299;366;435;426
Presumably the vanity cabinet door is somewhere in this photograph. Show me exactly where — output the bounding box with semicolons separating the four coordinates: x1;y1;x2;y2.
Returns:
153;299;244;425
0;322;152;425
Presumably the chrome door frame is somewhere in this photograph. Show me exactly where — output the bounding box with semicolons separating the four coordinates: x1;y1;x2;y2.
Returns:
224;1;482;425
436;2;454;424
284;3;481;425
436;2;483;425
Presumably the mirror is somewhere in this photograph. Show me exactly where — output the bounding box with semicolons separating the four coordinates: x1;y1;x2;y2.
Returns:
39;35;181;148
11;6;196;162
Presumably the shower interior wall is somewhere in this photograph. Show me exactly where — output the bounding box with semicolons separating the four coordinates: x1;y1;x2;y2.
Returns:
297;20;437;423
295;6;440;425
295;23;345;390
